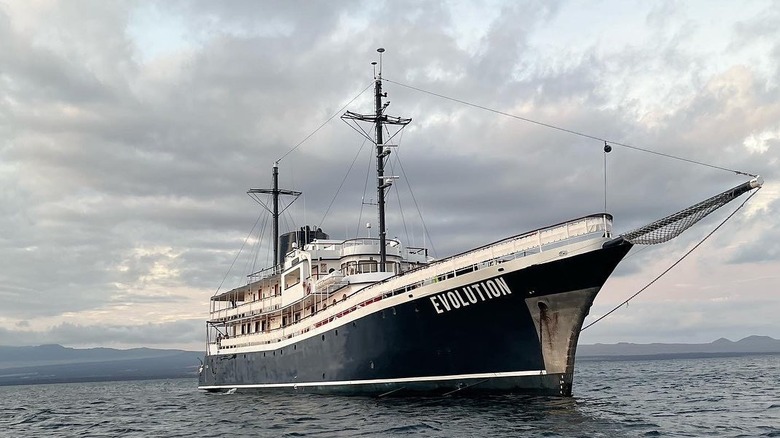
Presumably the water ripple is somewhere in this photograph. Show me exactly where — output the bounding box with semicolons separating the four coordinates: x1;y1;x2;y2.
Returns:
0;354;777;437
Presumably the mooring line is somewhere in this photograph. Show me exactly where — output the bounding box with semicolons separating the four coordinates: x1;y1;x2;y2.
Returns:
581;187;761;331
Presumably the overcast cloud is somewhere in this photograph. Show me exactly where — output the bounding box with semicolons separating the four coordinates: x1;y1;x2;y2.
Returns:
0;0;778;350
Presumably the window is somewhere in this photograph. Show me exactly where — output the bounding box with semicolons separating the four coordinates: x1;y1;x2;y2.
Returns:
284;267;301;290
358;260;378;273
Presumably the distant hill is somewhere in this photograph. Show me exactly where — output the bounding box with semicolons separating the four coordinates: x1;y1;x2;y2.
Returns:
3;337;778;386
578;335;780;360
0;345;203;386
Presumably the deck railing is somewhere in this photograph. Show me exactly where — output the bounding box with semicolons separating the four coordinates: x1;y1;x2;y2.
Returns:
208;214;612;353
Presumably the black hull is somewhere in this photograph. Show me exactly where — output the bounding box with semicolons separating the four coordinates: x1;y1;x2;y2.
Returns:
199;242;632;396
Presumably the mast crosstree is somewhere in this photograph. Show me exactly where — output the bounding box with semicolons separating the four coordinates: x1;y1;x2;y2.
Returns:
248;162;302;267
341;48;411;271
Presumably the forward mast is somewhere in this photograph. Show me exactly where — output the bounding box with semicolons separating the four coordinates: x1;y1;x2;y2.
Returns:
342;47;411;271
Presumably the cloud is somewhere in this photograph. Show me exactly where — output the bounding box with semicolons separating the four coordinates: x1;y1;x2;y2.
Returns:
0;0;778;348
0;320;203;350
582;297;780;345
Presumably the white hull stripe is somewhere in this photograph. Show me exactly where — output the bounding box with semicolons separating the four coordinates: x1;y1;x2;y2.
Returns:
198;369;547;390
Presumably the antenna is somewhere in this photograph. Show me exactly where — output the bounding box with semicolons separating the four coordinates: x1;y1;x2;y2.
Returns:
377;47;385;76
604;142;611;212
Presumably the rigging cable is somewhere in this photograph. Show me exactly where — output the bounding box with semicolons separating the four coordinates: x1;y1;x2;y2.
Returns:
316;137;370;233
580;186;761;332
388;128;411;246
264;210;272;270
357;137;374;239
393;141;438;258
277;82;374;163
247;206;271;277
245;190;271;276
382;77;757;178
281;208;293;242
213;210;266;296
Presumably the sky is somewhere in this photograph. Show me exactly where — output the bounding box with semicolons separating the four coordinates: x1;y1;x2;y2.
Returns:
1;0;778;351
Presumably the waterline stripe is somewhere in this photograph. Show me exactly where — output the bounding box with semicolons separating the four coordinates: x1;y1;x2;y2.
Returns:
198;369;547;390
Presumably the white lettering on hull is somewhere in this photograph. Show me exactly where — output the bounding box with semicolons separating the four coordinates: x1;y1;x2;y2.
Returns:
429;277;512;314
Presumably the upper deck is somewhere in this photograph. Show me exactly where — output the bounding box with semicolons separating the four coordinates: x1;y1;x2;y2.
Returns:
206;214;613;354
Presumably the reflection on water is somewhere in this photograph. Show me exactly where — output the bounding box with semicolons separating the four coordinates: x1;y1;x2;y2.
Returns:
198;388;627;436
1;354;778;437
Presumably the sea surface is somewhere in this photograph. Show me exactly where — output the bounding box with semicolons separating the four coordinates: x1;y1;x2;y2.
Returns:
1;354;778;437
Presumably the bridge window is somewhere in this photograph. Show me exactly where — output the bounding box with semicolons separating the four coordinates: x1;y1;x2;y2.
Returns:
358;260;378;273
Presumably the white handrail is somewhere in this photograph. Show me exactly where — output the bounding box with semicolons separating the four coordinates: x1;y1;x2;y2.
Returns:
208;215;612;351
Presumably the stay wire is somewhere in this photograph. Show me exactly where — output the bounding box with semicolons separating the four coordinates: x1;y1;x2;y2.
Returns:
248;207;270;277
357;138;373;238
317;137;370;232
390;128;411;245
246;193;270;276
581;187;761;332
390;159;409;244
382;78;757;178
277;82;373;163
394;144;438;258
213;211;265;296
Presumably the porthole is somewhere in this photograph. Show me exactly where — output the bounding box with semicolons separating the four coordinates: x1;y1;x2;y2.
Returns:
498;267;505;272
322;334;325;341
392;307;397;316
335;329;339;336
294;344;297;350
322;373;326;379
352;322;356;327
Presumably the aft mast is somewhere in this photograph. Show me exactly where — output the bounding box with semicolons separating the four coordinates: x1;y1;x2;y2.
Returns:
342;48;411;271
248;162;302;267
375;49;388;271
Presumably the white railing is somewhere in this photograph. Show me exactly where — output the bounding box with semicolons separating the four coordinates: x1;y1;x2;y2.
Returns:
209;295;284;321
340;238;402;257
209;214;612;352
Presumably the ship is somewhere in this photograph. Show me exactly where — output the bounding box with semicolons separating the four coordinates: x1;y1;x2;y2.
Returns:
197;49;763;396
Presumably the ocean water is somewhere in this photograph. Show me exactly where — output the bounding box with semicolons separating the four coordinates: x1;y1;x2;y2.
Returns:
1;354;778;437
